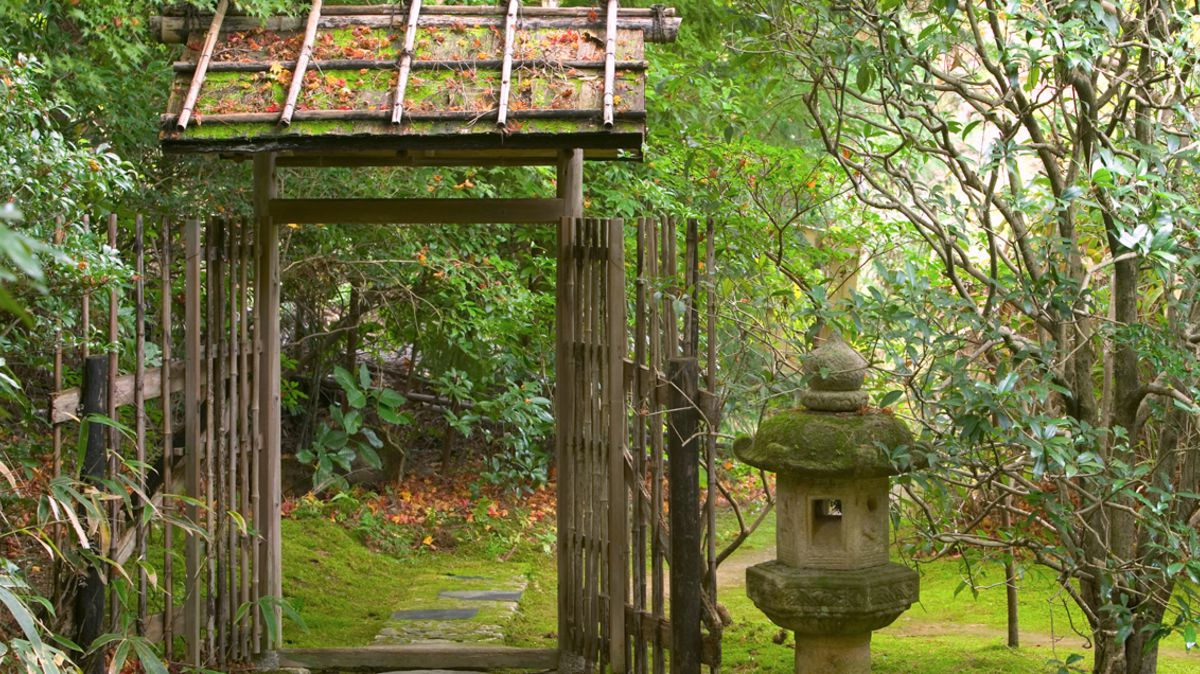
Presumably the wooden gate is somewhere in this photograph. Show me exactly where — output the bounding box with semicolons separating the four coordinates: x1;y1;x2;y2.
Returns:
557;217;722;674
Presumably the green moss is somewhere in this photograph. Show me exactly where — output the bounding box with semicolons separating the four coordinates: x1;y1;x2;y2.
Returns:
737;409;914;478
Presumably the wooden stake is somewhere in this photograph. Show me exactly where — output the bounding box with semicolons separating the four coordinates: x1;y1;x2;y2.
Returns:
390;0;423;125
496;0;520;128
602;0;618;127
280;0;323;126
668;357;700;674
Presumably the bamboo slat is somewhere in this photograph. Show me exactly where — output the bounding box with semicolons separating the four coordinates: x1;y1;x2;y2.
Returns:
134;215;148;635
160;220;175;661
184;218;203;667
649;217;665;674
390;0;423;125
496;0;520;128
238;221;254;660
176;0;229;131
107;213;121;630
205;217;219;659
602;0;618;127
631;217;647;674
280;0;323;126
607;217;628;673
81;216;91;361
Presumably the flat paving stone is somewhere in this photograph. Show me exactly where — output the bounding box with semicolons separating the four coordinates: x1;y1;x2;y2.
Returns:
390;608;478;621
438;590;523;602
444;573;490;581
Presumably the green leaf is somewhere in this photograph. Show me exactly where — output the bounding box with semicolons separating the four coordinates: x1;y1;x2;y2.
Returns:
378;389;407;409
878;390;904;408
856;63;877;94
332;366;357;394
347;389;367;410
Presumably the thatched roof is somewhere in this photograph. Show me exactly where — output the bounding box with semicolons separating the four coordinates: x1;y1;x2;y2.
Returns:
156;2;680;162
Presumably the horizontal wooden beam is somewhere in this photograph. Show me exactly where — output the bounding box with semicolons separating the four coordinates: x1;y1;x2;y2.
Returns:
269;198;565;224
278;645;559;672
164;5;676;19
50;361;185;425
274;153;559;168
624;606;721;666
152;11;680;44
161;128;645;157
175;58;649;74
161;109;647;128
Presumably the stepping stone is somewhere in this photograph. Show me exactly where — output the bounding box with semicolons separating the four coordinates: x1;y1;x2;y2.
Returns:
444;573;490;581
439;590;523;602
390;608;478;621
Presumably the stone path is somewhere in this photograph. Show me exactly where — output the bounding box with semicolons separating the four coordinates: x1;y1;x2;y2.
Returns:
372;572;527;647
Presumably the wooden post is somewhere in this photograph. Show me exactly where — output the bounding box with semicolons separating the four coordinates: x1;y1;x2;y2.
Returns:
254;153;282;653
607;217;628;674
184;218;203;667
668;357;700;674
555;149;583;668
75;355;108;674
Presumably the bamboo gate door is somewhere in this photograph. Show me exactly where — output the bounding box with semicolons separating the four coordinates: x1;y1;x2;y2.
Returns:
557;216;723;674
49;214;722;673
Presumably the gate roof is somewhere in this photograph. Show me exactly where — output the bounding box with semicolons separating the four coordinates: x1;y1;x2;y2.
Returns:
155;2;679;163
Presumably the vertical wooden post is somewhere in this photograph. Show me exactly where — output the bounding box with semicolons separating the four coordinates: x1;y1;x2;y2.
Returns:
555;148;582;668
254;153;282;653
607;217;628;674
75;355;108;674
668;357;700;674
184;218;203;667
555;150;582;659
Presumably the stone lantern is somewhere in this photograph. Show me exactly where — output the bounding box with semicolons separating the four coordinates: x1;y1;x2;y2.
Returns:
734;339;919;674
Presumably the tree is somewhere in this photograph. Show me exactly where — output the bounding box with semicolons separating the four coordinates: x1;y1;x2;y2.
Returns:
746;0;1200;671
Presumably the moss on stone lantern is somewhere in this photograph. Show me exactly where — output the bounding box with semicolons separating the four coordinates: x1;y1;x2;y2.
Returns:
735;338;919;674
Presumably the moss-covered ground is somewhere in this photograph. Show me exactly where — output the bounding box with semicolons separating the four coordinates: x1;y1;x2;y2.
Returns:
280;506;1200;672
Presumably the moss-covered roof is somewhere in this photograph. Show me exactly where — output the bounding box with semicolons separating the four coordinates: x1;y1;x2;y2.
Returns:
156;3;680;160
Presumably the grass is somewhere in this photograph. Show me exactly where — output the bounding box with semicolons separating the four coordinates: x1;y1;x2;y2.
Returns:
279;508;1200;672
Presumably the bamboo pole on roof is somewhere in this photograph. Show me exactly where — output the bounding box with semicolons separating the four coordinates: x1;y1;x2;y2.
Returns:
602;0;618;127
390;0;423;125
176;0;229;131
280;0;323;126
495;0;520;128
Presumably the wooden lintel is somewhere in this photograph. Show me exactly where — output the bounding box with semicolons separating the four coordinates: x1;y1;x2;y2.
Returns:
277;645;559;672
269;198;566;224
